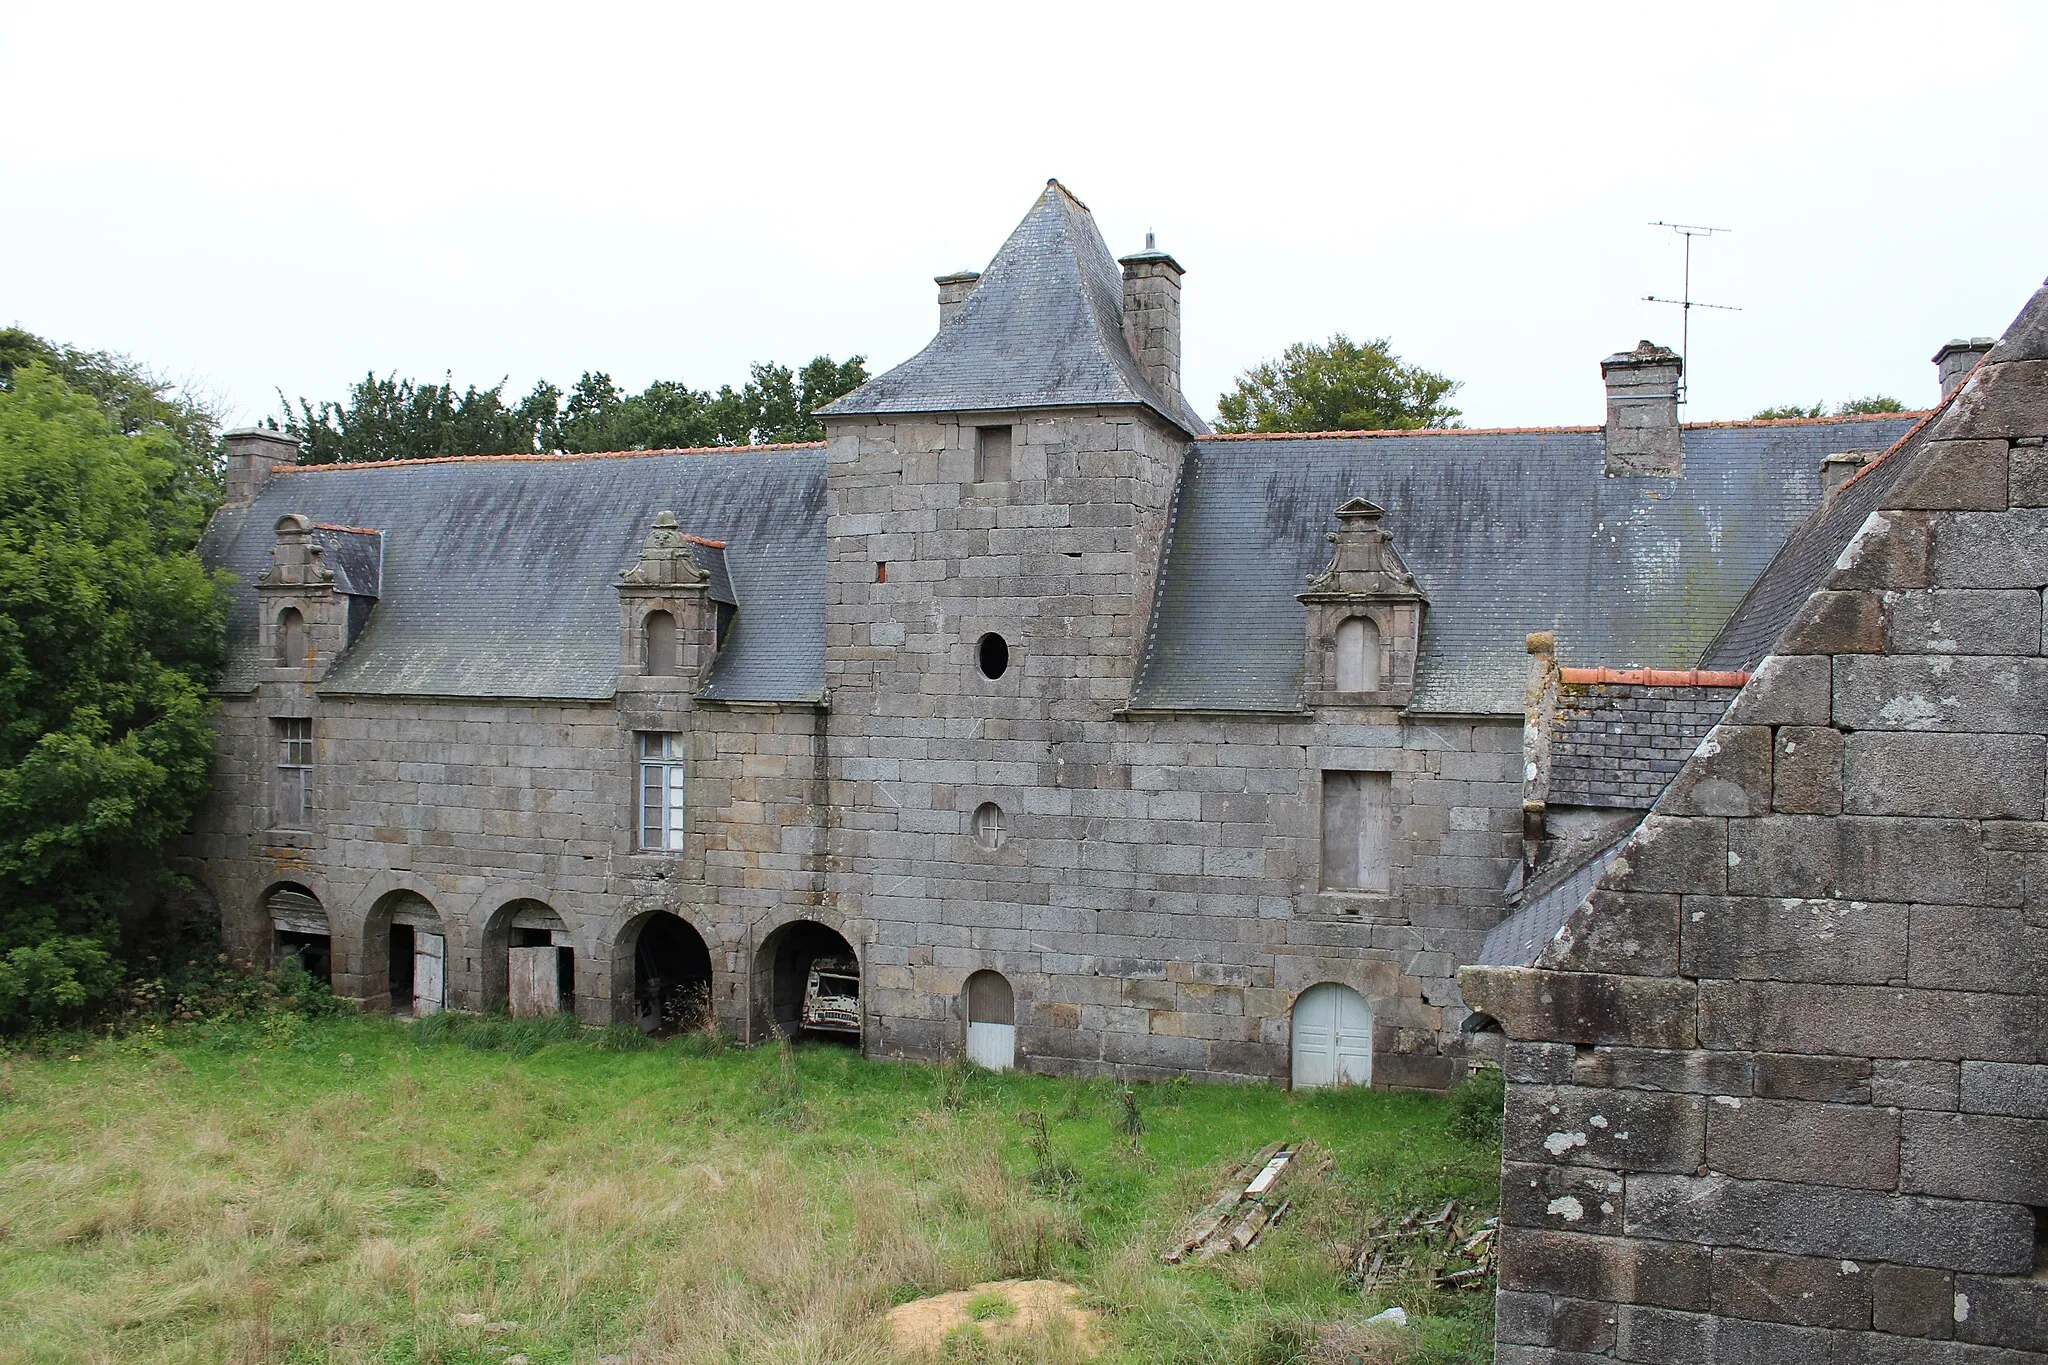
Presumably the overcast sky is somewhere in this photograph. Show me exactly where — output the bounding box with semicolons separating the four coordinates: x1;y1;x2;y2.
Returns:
4;2;2043;434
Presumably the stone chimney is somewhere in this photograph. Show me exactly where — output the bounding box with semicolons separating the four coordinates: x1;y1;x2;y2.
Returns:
936;271;980;329
1932;336;1997;400
224;427;298;507
1600;341;1684;477
1820;450;1875;503
1118;234;1184;404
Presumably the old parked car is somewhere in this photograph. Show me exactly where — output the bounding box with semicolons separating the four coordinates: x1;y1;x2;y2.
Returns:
801;954;861;1035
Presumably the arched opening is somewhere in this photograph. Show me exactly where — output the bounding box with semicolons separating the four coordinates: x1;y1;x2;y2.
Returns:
964;970;1015;1071
264;883;330;985
277;607;305;668
367;890;446;1016
1291;982;1373;1089
972;802;1005;851
756;920;859;1044
976;632;1009;680
625;912;713;1034
642;610;678;676
1335;616;1381;692
486;899;573;1018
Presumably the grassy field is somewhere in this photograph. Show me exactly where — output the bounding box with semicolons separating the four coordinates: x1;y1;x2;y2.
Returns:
0;1013;1498;1364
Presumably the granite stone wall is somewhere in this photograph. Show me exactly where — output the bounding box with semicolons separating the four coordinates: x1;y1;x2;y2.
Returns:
1463;324;2048;1360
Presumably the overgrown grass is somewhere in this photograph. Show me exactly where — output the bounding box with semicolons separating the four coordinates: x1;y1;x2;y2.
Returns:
0;1015;1499;1363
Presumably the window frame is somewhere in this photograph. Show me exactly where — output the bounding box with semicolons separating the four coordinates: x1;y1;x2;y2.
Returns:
273;717;314;829
636;731;687;854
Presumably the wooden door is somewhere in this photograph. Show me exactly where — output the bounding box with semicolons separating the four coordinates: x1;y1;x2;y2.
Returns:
1291;983;1373;1089
413;933;445;1016
965;971;1015;1071
508;944;560;1017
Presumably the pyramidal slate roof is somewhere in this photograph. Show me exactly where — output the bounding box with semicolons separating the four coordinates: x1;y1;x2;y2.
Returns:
819;180;1207;434
1130;416;1920;716
199;447;826;703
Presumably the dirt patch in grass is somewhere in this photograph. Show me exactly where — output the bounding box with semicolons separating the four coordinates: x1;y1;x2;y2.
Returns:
885;1279;1103;1358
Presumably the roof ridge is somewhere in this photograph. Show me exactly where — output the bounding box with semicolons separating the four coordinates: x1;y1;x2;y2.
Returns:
1203;412;1927;443
272;441;825;474
1560;666;1751;687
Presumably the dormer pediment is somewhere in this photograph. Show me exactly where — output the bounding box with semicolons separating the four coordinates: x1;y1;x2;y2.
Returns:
1298;499;1427;709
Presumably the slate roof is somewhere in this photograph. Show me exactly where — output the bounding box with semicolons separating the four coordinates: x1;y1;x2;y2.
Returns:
308;524;382;599
819;181;1208;435
1549;682;1744;808
199;447;826;703
1130;416;1920;716
1475;827;1635;968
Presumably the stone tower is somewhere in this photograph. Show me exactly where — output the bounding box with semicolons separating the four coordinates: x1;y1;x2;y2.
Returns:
814;180;1205;1061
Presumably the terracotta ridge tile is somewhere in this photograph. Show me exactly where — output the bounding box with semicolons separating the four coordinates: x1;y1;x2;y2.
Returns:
270;440;825;475
311;522;379;535
1202;411;1928;443
1560;666;1751;687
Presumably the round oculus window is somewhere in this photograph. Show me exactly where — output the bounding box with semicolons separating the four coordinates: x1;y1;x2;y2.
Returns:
972;802;1005;851
976;632;1009;680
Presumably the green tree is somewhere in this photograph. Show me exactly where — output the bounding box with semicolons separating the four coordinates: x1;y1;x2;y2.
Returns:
1215;334;1461;434
1753;395;1906;420
0;365;228;1030
286;355;869;462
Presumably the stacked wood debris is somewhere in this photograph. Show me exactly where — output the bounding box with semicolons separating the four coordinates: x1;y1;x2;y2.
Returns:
1348;1200;1496;1292
1160;1141;1312;1263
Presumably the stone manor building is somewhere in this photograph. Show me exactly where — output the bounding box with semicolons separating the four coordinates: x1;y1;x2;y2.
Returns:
186;180;1944;1089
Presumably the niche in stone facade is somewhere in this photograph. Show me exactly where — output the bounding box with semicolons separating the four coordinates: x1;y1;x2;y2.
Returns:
1297;499;1426;710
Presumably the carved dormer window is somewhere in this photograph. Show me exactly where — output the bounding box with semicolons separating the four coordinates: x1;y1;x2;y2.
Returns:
618;511;727;690
1297;498;1427;709
642;610;678;676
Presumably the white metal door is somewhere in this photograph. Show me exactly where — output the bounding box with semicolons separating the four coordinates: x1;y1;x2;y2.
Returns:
1291;983;1373;1089
414;933;445;1016
966;1021;1015;1071
507;945;560;1018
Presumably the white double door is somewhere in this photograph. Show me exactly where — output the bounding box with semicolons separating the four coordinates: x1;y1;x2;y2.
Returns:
1291;983;1373;1088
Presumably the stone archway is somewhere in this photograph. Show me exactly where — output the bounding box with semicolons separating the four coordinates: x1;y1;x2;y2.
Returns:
755;920;859;1043
484;898;573;1017
365;890;447;1016
263;882;331;985
617;911;713;1034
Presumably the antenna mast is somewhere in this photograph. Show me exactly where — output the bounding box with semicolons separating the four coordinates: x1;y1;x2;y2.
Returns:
1644;221;1740;404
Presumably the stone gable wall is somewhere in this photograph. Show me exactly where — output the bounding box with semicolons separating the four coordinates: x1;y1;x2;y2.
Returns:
1463;322;2048;1360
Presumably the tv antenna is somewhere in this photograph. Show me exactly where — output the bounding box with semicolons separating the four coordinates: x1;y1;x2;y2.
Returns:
1644;221;1740;404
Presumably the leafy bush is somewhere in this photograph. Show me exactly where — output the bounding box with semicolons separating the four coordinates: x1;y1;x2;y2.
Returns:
1446;1066;1506;1143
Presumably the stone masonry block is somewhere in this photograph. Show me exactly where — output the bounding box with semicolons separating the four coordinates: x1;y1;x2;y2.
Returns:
1572;1045;1753;1096
1500;1161;1627;1236
1506;1084;1705;1173
1829;509;1931;592
1959;1061;2048;1118
1901;1112;2048;1204
1496;1292;1618;1354
1710;1247;1873;1329
1661;724;1771;818
1874;1060;1961;1111
1884;588;2042;656
1926;360;2048;442
1545;891;1679;976
1844;732;2046;819
1752;1052;1872;1104
1699;981;2039;1062
1772;725;1843;815
1933;508;2048;588
1778;590;1885;655
1681;895;1905;985
1623;1173;2036;1274
1908;904;2048;993
1873;1263;1955;1340
1460;966;1699;1049
2011;447;2048;507
1704;1095;1900;1189
1835;816;1984;904
1726;655;1832;727
1834;655;2048;732
1498;1227;1712;1310
1727;816;1837;898
1953;1272;2048;1351
1604;815;1727;895
1888;440;2012;511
